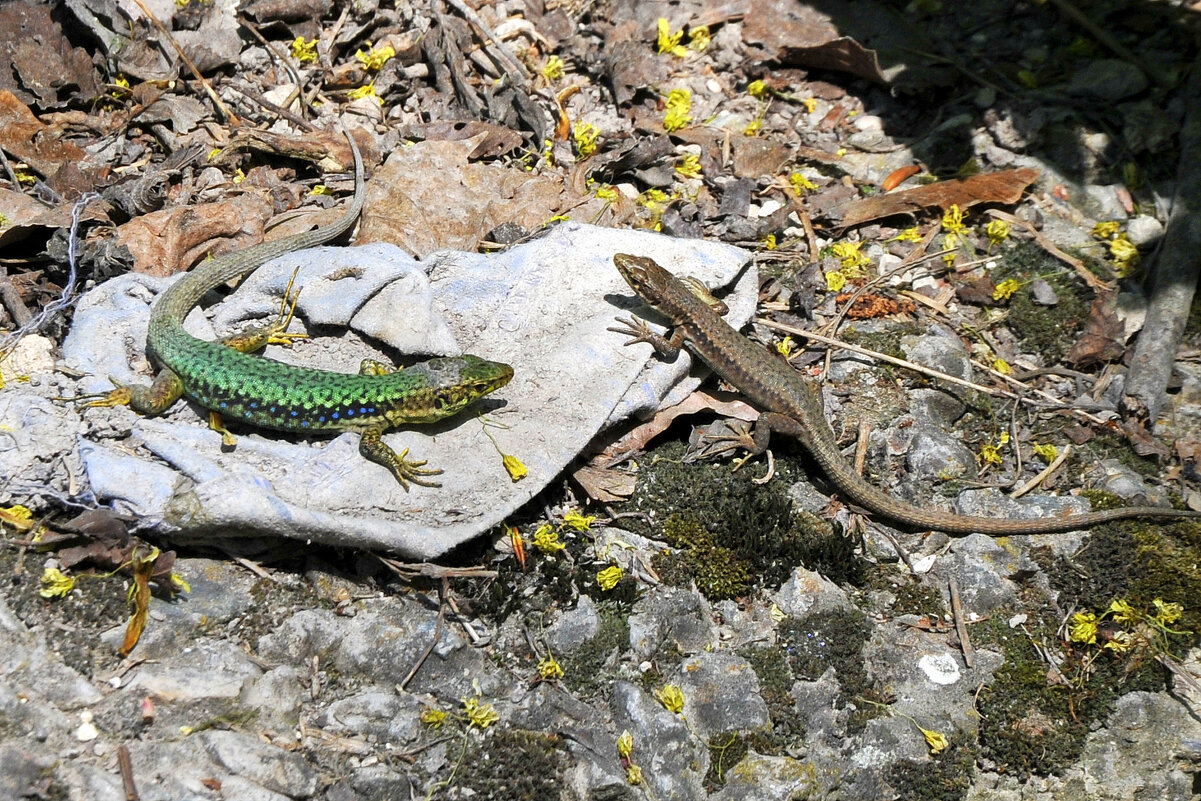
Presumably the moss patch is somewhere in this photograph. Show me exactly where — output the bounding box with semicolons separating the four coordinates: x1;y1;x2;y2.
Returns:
738;644;798;752
623;441;865;600
779;609;883;733
997;240;1094;365
558;608;630;699
889;743;975;801
452;728;569;799
705;732;751;790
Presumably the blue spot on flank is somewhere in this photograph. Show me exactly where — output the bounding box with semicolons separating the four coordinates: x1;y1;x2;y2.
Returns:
346;409;355;417
291;410;298;417
270;406;277;413
332;412;339;419
360;407;368;414
318;415;326;423
220;402;227;408
301;420;309;427
250;402;258;409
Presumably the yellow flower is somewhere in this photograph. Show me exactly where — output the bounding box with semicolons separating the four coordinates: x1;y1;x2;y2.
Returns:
941;204;966;235
992;278;1021;301
920;726;949;755
355;42;395;71
776;336;795;359
663;89;692;131
503;454;528;482
1103;630;1135;653
348;83;383;105
763;233;777;251
39;567;76;599
1109;234;1140;275
831;241;870;270
655;684;685;713
532;524;566;554
889;226;923;242
1067;611;1098;644
462;696;499;728
1092;221;1121;240
168;573;191;594
802;97;818;113
992;358;1012;375
597;565;623;591
595;184;618;201
537;656;565;680
743;119;762;136
542;55;566;80
1033;443;1058;462
563;510;595;531
656;18;686;56
626;765;644;785
309;184;332;196
688;25;710;52
617;730;634;758
789;172;817;194
978;443;1003;466
231;168;246;184
986;219;1010;248
825;270;847;292
747;79;769;99
291;37;319;63
1152;599;1183;625
675;153;702;179
574;122;600;159
1107;598;1138;624
420;707;447;729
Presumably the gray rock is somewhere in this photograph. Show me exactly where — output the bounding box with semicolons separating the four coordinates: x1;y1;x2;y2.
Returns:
1030;278;1059;305
1068;59;1148;102
1079;184;1129;222
1096;458;1174;506
200;729;318;797
904;425;977;482
316;690;427;745
610;681;708;800
674;652;769;739
710;751;822;800
907;388;967;428
773;566;853;619
240;665;306;732
1125;215;1164;247
901;333;972;384
628;586;716;660
547;594;601;655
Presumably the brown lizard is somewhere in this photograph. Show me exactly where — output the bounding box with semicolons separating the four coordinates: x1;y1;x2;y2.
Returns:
610;253;1200;535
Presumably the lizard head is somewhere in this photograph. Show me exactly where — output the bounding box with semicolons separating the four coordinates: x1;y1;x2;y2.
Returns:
613;253;671;307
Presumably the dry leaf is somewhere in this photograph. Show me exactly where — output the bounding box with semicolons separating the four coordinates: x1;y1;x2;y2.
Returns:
840;168;1039;227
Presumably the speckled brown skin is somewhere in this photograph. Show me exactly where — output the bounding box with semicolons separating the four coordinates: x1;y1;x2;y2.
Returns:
95;129;513;488
611;253;1199;534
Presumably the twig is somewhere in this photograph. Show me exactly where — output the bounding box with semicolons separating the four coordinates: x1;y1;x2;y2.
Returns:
400;578;448;691
949;578;975;669
985;208;1110;292
128;0;239;125
118;744;139;801
0;267;32;328
1010;443;1072;499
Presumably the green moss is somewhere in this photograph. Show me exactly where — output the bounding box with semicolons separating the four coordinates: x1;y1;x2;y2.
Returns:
973;614;1168;777
778;609;883;734
621;442;865;599
558;608;629;698
653;514;750;600
1077;433;1160;478
738;644;797;753
997;240;1093;365
888;578;946;618
705;732;751;790
889;743;975;800
452;728;569;799
840;322;923;362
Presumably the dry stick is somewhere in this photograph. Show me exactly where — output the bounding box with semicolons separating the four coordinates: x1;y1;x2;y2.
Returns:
949;578;975;669
1123;53;1201;423
0;267;33;328
128;0;238;125
1010;443;1072;499
400;578;448;691
985;208;1109;292
118;744;139;801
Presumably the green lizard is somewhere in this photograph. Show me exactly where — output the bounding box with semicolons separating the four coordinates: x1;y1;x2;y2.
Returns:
88;128;513;488
611;253;1200;534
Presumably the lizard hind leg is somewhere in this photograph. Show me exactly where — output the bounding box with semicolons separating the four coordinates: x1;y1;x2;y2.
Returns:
219;267;310;353
77;369;185;416
359;427;443;489
359;358;398;376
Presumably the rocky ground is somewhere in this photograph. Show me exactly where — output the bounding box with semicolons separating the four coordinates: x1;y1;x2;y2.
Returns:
3;0;1201;799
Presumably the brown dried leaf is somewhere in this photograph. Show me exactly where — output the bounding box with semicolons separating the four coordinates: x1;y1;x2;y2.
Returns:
0;90;102;196
360;137;570;258
1065;293;1125;367
840;168;1040;227
120;551;155;656
742;0;886;83
0;3;101;108
398;121;524;160
116;193;274;277
594;390;759;464
572;465;636;503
